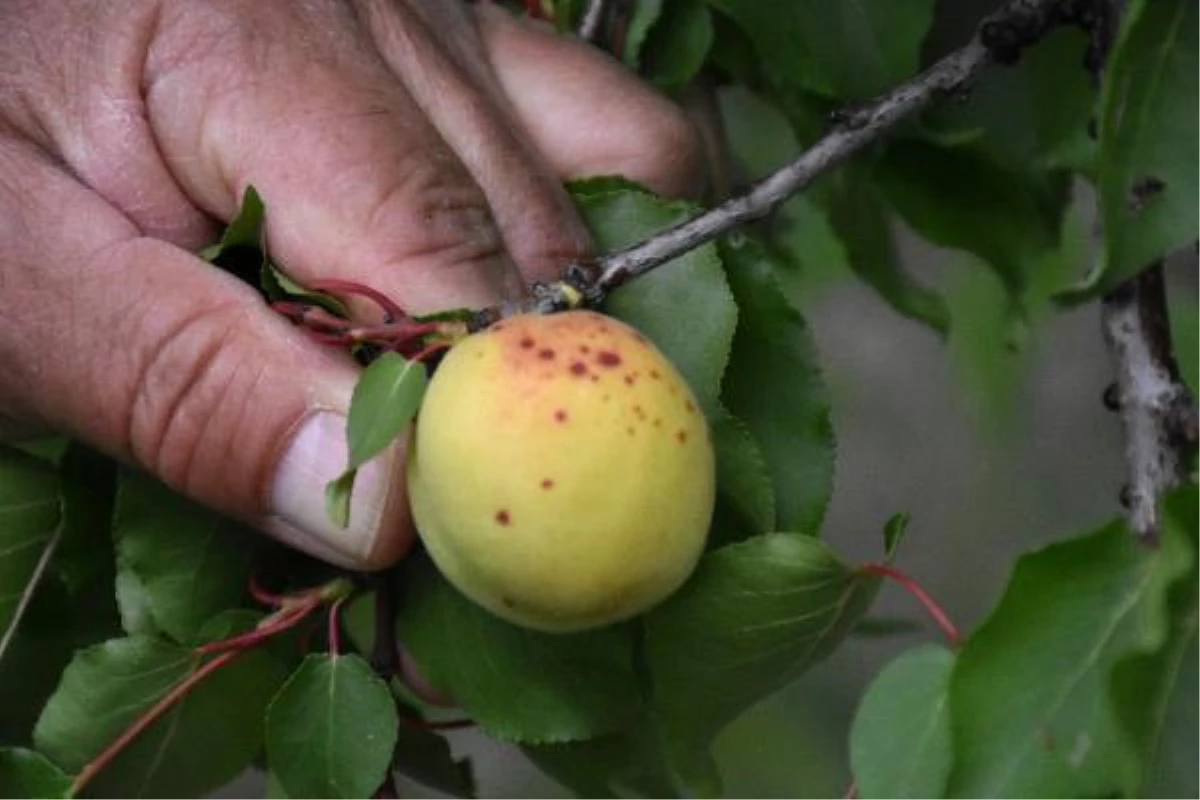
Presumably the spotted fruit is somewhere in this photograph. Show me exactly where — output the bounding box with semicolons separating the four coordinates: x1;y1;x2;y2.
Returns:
406;310;714;633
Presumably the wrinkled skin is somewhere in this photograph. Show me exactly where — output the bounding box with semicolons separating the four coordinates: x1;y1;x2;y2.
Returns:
0;0;704;569
408;311;715;632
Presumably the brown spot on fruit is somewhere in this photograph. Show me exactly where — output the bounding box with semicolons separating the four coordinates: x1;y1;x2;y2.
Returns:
570;361;588;377
580;345;591;354
554;409;568;423
597;351;622;367
653;418;662;427
538;348;555;360
676;430;688;444
624;375;636;386
519;337;535;349
685;400;695;413
495;510;511;525
541;478;555;490
626;427;635;436
650;369;661;380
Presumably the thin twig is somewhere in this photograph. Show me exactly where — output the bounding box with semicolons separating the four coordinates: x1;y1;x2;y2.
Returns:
1101;264;1197;544
583;36;992;296
479;0;1072;324
576;0;608;43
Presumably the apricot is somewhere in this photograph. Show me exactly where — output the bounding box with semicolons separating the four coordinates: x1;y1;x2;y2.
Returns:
406;310;715;633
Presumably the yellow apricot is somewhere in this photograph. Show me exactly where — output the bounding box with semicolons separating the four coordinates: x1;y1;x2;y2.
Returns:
407;310;715;633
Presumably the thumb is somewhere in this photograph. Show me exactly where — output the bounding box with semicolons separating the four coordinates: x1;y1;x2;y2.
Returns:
0;142;412;569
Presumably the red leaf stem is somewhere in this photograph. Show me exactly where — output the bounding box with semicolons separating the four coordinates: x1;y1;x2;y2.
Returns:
859;563;961;647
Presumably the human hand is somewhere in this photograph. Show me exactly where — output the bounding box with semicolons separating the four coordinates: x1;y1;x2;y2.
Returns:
0;0;703;569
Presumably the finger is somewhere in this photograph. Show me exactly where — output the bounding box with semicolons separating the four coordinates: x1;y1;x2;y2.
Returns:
351;0;593;283
0;135;414;570
473;5;707;200
0;4;218;250
142;0;523;314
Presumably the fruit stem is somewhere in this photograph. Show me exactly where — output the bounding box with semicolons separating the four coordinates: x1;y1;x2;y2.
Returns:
859;563;960;648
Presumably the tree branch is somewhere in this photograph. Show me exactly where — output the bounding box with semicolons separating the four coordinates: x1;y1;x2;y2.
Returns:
580;39;990;296
576;0;608;43
471;0;1076;325
1102;264;1197;544
1088;0;1195;544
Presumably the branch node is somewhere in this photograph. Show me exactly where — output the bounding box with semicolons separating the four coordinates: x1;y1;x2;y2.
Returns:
1101;263;1196;544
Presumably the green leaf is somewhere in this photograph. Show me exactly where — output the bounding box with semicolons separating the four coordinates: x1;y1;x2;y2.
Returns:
326;352;427;527
1063;0;1198;299
265;770;290;799
525;734;672;799
397;556;642;743
0;447;62;659
266;653;398;799
323;471;356;531
1109;486;1198;796
0;748;71;798
921;27;1096;174
214;186;265;252
345;353;427;471
642;0;714;91
392;721;475;798
622;0;665;68
849;644;955;798
575;184;738;418
644;534;879;744
199;185;265;267
875;138;1067;304
946;501;1196;797
34;635;287;798
0;472;120;745
12;437;71;465
719;235;834;534
113;469;256;644
883;512;910;560
824;166;949;333
707;0;934;98
710;410;775;536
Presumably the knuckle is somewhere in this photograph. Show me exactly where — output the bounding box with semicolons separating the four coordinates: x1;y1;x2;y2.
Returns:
352;159;516;306
624;105;707;198
124;291;259;499
365;158;503;263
